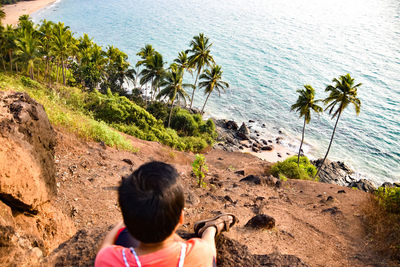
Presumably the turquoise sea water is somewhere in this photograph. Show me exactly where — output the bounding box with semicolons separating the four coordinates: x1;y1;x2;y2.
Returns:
33;0;400;184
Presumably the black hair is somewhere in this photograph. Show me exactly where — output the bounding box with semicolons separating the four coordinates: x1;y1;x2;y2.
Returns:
118;161;184;243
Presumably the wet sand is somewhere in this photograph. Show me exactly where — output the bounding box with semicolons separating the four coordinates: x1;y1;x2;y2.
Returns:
2;0;56;26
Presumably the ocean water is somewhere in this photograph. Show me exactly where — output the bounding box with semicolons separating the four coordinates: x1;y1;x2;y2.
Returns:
33;0;400;185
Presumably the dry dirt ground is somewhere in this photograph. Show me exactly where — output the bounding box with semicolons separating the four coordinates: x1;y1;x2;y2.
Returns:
47;129;397;267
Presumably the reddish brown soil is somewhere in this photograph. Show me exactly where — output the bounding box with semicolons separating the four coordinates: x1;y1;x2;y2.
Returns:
48;129;397;267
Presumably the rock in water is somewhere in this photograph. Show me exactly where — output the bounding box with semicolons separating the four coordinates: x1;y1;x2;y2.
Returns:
237;122;250;140
312;159;376;192
225;120;238;130
245;214;276;230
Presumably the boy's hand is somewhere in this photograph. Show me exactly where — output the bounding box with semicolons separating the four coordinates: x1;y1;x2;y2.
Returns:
97;221;125;252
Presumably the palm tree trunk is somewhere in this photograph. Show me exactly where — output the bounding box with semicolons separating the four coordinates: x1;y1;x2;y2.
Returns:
201;91;212;114
190;68;201;109
56;62;60;83
15;63;18;73
44;58;49;82
297;118;306;166
62;57;66;85
314;111;342;179
30;65;34;80
9;51;13;72
37;63;40;80
168;99;176;128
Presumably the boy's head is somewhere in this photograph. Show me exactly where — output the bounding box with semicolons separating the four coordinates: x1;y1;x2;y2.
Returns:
118;161;184;243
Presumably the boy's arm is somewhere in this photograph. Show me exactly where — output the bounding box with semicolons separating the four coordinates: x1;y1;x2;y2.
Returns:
97;221;125;252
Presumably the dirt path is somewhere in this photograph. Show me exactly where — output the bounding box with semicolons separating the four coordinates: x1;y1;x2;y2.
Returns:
51;129;394;266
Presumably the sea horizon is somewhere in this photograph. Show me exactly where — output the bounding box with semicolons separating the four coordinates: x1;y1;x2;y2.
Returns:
32;0;400;185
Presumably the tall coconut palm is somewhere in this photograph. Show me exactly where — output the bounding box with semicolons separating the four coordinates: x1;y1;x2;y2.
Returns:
174;50;192;75
157;64;191;127
188;33;215;108
15;28;40;79
198;65;229;114
38;20;54;81
315;74;362;178
136;44;154;67
140;52;165;101
52;22;73;85
291;85;323;166
102;45;135;95
4;25;17;72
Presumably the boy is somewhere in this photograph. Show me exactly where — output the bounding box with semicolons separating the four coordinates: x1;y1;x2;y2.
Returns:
95;161;237;267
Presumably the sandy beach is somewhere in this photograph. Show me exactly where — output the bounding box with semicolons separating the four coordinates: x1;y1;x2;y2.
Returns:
2;0;56;25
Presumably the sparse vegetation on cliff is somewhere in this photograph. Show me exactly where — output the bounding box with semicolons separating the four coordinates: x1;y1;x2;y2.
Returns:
271;156;318;181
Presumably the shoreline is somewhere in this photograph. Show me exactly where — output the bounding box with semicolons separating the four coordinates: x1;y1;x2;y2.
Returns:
2;0;57;25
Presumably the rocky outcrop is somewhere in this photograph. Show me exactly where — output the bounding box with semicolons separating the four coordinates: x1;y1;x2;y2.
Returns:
0;92;75;266
0;91;57;213
312;159;376;192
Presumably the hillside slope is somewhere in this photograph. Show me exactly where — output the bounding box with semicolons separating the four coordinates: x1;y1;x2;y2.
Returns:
44;128;394;266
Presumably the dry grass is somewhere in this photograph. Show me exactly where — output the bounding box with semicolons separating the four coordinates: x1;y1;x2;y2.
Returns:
362;194;400;261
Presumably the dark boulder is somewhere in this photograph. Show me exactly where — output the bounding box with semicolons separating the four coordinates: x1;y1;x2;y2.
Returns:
245;214;276;230
225;120;238;130
240;175;261;185
312;159;376;192
261;145;274;151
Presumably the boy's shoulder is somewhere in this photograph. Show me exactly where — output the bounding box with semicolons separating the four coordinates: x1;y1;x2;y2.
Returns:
95;238;216;267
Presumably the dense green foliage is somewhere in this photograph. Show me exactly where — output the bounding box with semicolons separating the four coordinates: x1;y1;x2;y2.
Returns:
0;73;136;151
0;17;221;152
192;154;208;188
271;156;318;181
376;187;400;214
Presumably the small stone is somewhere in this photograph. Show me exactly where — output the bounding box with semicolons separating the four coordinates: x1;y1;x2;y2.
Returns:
122;159;134;165
235;170;245;176
249;120;255;123
245;214;276;230
240;175;261;185
322;206;342;215
337;190;346;194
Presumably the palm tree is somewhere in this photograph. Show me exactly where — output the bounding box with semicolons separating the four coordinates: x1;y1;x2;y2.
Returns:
140;52;165;101
38;20;54;81
198;65;229;114
315;74;362;178
52;22;73;85
136;44;155;67
291;85;323;166
15;28;40;79
157;64;191;127
188;33;215;108
102;45;135;95
174;50;192;75
4;25;17;72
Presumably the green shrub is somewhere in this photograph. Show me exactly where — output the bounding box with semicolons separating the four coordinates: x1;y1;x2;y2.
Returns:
170;108;199;136
21;76;40;88
86;89;159;127
376;187;400;214
146;102;169;122
192;154;208;188
271;156;317;181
